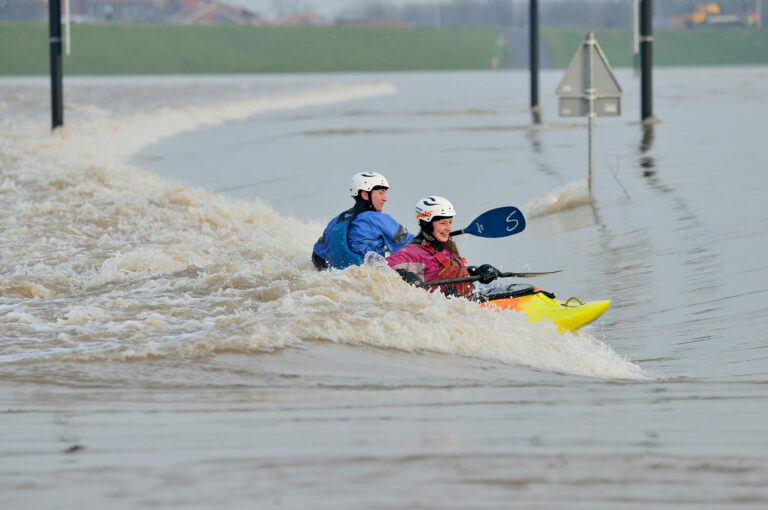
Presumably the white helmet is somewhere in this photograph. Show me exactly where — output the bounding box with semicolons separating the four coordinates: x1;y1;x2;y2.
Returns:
349;172;389;198
415;196;456;223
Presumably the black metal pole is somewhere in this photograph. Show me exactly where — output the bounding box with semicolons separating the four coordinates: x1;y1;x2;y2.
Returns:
529;0;539;111
49;0;63;129
639;0;652;122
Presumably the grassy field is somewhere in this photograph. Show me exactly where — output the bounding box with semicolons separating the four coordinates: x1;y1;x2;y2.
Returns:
1;21;766;75
0;22;508;75
543;27;768;68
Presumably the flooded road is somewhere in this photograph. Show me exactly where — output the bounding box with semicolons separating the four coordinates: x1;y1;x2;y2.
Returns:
2;67;768;508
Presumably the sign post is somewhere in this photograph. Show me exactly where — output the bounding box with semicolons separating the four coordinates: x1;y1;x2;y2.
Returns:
555;32;622;199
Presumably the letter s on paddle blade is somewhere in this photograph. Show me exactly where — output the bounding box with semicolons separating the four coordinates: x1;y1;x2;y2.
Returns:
463;207;526;238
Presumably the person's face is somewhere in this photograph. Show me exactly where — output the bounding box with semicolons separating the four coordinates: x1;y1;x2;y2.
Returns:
363;188;387;212
431;217;453;242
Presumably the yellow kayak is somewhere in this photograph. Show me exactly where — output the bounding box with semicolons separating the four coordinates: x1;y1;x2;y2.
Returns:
477;283;610;333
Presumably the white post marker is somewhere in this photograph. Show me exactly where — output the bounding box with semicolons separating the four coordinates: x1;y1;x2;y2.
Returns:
555;32;622;199
64;0;71;55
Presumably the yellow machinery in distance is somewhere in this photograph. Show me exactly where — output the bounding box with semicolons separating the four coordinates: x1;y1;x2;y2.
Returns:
683;2;759;27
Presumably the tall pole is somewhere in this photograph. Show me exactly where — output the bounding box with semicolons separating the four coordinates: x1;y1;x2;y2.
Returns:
529;0;540;111
632;0;640;76
586;33;596;199
639;0;652;122
49;0;64;129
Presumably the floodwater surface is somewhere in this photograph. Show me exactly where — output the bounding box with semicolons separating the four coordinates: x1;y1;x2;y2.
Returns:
2;68;767;509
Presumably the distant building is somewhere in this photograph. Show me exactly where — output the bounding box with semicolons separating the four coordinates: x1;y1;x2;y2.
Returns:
171;0;264;25
0;0;263;25
1;0;48;21
366;18;415;27
87;0;169;23
270;13;326;26
337;18;415;28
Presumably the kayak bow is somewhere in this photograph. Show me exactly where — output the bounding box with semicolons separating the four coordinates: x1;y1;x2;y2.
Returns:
476;283;610;333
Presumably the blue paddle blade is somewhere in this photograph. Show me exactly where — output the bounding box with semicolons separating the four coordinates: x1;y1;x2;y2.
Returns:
461;206;526;238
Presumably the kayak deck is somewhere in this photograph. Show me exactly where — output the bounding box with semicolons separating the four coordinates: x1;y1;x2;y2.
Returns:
476;283;610;333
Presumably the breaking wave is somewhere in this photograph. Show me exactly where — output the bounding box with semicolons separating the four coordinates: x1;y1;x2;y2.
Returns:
523;180;592;218
0;82;644;380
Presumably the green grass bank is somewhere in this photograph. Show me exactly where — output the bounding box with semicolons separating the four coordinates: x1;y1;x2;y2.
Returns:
1;21;767;75
543;27;768;68
0;22;508;75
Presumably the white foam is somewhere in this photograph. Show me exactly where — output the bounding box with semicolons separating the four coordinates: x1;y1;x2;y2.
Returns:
4;312;41;324
57;306;109;326
0;178;19;193
23;82;397;169
523;179;592;218
0;81;644;379
89;248;190;287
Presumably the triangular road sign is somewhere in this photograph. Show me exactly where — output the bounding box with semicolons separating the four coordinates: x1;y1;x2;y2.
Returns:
556;32;622;98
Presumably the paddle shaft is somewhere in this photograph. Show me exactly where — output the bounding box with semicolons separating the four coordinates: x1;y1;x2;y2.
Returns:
425;270;563;287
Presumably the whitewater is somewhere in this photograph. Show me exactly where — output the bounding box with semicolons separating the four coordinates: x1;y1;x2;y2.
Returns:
0;77;641;379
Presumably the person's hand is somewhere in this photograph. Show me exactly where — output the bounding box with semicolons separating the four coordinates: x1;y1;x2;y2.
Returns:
469;264;499;284
396;268;425;288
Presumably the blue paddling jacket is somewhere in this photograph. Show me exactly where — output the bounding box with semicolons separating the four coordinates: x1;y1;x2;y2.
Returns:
312;202;414;270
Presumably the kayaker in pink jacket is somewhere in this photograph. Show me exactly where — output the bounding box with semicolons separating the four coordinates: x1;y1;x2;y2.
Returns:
387;196;499;299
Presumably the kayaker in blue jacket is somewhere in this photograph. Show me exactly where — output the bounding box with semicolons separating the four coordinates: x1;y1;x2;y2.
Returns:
312;172;414;270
